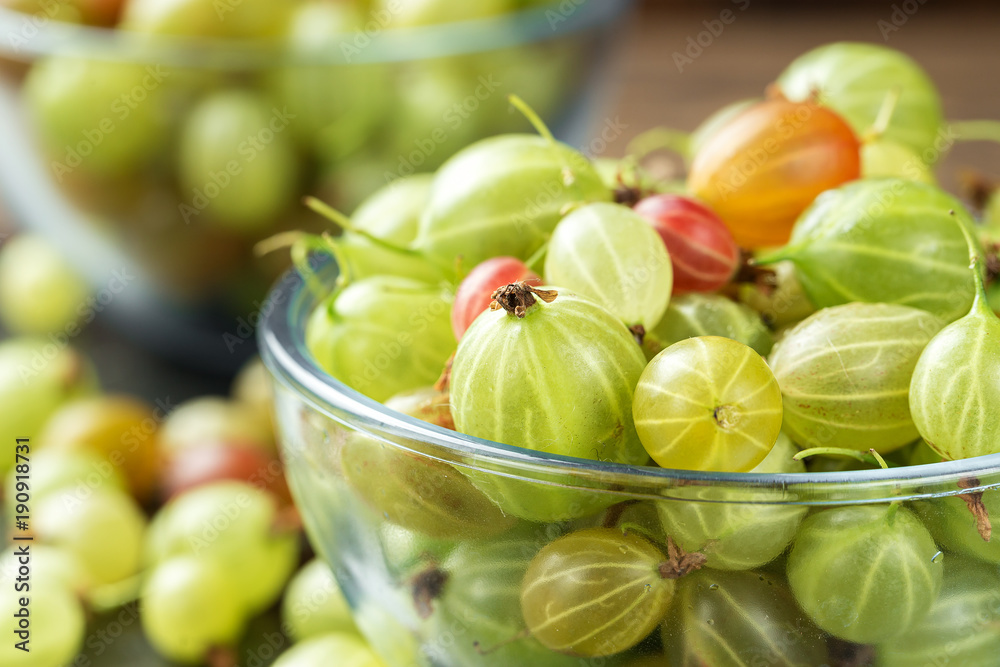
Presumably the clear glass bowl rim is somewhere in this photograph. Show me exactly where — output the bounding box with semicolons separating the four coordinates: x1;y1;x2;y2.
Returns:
259;259;1000;502
0;1;632;67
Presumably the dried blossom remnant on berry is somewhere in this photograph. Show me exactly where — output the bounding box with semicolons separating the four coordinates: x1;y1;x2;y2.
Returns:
490;282;557;318
957;476;992;542
658;537;707;580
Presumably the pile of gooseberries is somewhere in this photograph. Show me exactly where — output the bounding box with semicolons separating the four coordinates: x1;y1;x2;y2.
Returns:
283;39;1000;667
0;342;387;667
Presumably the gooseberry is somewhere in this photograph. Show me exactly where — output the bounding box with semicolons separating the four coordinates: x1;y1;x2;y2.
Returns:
634;194;740;294
916;490;1000;565
450;283;648;521
688;98;860;248
776;42;945;158
877;557;1000;667
520;528;675;657
643;292;773;360
415;134;611;270
282;559;360;642
663;569;827;667
769;303;945;453
786;504;943;644
633;336;782;472
340;432;516;540
910;258;1000;460
760;178;983;323
737;259;816;329
0;235;88;335
178;89;299;233
544;202;673;328
862;138;936;184
306;276;455;403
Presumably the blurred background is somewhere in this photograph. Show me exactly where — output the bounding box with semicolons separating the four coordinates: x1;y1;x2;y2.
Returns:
0;1;997;665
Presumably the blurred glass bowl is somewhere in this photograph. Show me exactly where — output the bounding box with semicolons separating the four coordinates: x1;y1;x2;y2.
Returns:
262;259;1000;667
0;0;632;373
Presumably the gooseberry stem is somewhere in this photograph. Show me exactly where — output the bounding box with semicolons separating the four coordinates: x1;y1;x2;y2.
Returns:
508;94;556;143
524;241;549;273
626;127;693;162
948;208;994;318
864;87;901;142
792;447;896;468
304;197;453;278
255;231;330;298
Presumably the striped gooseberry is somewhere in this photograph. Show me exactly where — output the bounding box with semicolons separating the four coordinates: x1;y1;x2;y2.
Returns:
776;42;944;159
543;202;673;329
450;283;648;522
786;504;943;644
643;293;773;360
633;336;782;472
878;557;1000;667
452;257;539;340
909;259;1000;460
426;527;580;667
687;98;757;160
305;276;455;402
759;178;983;323
769;303;945;453
656;433;807;571
415;133;611;270
687;98;861;248
520;528;680;657
340;433;515;541
662;569;827;667
178;90;299;233
633;194;739;294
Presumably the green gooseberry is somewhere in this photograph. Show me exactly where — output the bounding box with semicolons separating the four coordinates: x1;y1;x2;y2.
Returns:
269;1;390;164
861;138;936;184
786;504;943;644
760;179;983;323
0;234;88;335
4;449;126;523
633;336;783;473
450;284;648;522
0;338;98;475
663;569;827;667
909;261;1000;460
737;260;816;330
644;293;773;360
282;559;360;642
915;489;1000;565
306;276;455;403
769;303;945;453
777;42;944;158
520;528;675;658
427;527;581;667
655;433;807;571
415;134;611;270
340;431;516;541
25;57;167;178
351;174;434;246
379;524;454;578
383;61;484;172
178;89;299;233
876;556;1000;667
544;202;673;328
907;439;944;466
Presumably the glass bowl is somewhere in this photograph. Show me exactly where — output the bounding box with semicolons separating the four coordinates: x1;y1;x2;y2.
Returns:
0;1;631;373
261;259;1000;667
